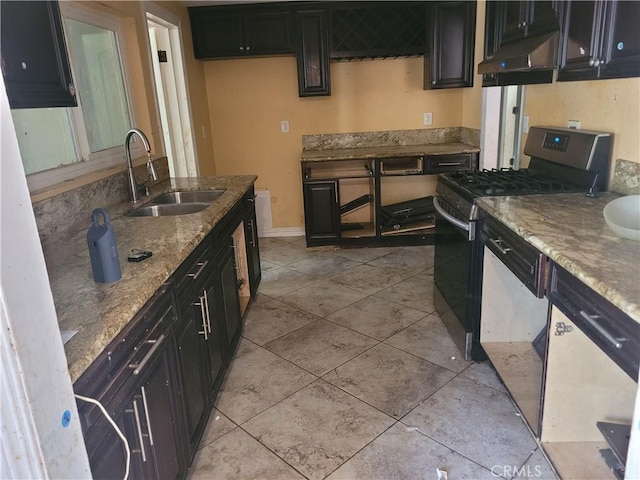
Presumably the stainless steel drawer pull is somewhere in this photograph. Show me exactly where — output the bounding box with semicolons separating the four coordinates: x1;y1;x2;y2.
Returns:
141;386;154;446
249;220;257;247
489;237;512;255
132;399;147;462
579;311;624;349
203;290;212;335
188;260;209;280
196;296;208;340
437;161;464;166
130;334;166;375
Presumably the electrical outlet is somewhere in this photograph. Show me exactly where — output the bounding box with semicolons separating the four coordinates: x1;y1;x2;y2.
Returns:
523;115;530;133
280;120;290;134
567;120;581;129
423;112;433;126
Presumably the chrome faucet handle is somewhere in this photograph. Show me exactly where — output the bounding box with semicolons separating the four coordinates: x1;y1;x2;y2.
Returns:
146;155;158;182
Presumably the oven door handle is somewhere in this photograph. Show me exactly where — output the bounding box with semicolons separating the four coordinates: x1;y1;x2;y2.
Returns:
433;197;470;232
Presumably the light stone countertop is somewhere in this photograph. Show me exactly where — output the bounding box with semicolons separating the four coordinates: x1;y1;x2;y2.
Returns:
300;143;480;162
41;176;257;383
477;193;640;323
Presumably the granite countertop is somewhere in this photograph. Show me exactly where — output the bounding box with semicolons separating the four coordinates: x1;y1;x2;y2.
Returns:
477;193;640;323
41;175;257;383
300;142;480;162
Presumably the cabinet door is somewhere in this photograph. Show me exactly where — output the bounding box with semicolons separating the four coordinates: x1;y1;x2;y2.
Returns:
295;9;331;97
244;10;294;55
557;0;603;81
139;344;183;480
175;298;208;457
0;1;76;108
600;0;640;79
303;181;341;242
244;209;262;297
426;1;476;89
216;241;243;356
500;1;527;43
190;10;244;58
202;269;226;396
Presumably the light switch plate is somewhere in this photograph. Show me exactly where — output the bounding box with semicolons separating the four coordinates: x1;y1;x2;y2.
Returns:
423;112;433;126
567;120;581;129
280;120;290;134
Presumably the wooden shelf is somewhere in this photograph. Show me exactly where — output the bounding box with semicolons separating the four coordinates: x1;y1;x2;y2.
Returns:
542;441;615;480
482;341;543;432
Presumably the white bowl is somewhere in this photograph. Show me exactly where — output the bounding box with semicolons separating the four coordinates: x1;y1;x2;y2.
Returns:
603;195;640;241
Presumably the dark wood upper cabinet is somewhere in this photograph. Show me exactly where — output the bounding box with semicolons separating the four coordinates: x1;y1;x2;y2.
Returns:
189;6;294;59
329;2;428;59
499;0;560;44
1;1;76;109
426;1;476;89
558;0;640;81
296;9;331;97
482;0;557;86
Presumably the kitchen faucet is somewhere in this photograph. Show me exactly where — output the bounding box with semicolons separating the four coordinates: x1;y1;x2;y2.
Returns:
124;128;158;203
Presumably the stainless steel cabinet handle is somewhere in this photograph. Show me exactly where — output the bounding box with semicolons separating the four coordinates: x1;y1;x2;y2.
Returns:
437;161;464;166
203;290;212;335
130;335;165;375
579;310;624;349
248;220;257;247
433;197;470;232
239;46;245;51
141;386;154;446
188;260;209;280
132;399;147;462
489;237;512;255
197;296;208;340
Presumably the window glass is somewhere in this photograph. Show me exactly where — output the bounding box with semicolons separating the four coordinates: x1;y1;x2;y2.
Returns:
11;108;77;175
64;17;131;153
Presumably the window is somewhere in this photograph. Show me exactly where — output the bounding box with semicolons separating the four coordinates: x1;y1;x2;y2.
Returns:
10;2;142;191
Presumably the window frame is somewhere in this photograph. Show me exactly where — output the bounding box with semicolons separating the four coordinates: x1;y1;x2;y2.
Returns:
25;1;144;192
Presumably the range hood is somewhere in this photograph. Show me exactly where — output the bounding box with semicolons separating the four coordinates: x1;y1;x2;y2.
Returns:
477;30;559;74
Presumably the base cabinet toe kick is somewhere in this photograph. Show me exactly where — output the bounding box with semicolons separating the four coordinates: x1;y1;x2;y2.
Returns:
479;212;640;480
73;187;261;480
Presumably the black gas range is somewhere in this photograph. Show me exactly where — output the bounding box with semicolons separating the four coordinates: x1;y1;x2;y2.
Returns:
433;126;613;360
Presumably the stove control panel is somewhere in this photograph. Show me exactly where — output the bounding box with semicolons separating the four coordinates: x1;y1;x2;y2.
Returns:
543;132;569;152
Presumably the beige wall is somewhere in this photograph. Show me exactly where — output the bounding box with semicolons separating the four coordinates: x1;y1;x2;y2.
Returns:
204;56;466;228
523;78;640;171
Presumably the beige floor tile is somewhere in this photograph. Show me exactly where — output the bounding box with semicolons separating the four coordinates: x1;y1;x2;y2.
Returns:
385;313;472;373
330;263;413;295
258;266;321;298
517;448;558;480
332;246;396;263
259;259;280;272
197;409;236;450
279;279;368;317
368;247;434;275
374;274;436;313
257;237;290;250
260;243;322;266
461;361;507;393
326;422;497;480
243;380;395;480
265;319;377;376
323;343;456;418
326;296;425;341
233;336;260;359
288;252;362;277
215;347;316;424
188;428;304;480
243;295;319;345
402;376;537;472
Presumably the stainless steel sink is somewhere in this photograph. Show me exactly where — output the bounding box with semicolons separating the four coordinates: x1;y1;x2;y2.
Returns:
150;189;226;205
127;203;210;217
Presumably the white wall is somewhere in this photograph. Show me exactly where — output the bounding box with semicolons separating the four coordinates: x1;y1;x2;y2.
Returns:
0;78;90;477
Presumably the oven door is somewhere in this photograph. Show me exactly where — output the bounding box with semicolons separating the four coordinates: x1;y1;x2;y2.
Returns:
433;197;485;360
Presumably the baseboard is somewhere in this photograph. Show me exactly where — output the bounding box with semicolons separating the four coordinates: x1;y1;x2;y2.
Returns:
258;227;305;238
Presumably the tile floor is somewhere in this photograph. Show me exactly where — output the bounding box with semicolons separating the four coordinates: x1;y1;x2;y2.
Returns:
188;237;558;480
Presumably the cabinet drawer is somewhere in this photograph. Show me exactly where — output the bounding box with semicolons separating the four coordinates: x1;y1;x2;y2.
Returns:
175;243;212;299
74;284;176;431
480;213;547;297
425;153;475;173
548;263;640;381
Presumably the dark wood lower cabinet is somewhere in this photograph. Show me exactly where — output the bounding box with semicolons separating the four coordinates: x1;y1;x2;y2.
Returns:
303;180;340;242
76;188;261;479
